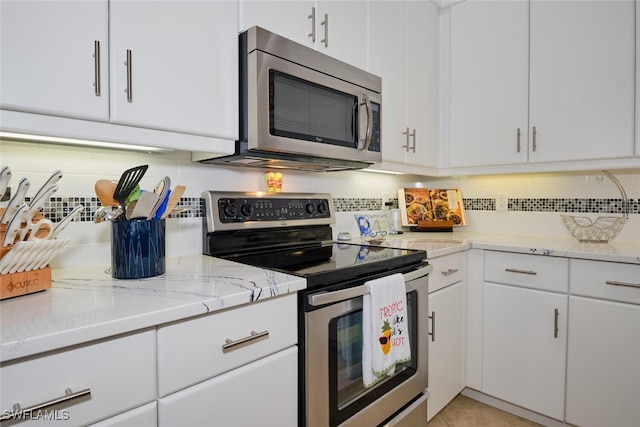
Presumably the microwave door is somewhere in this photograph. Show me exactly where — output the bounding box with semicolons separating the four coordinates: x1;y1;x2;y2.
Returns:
249;50;382;163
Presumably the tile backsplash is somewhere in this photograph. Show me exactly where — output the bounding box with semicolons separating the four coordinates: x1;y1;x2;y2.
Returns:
1;141;638;269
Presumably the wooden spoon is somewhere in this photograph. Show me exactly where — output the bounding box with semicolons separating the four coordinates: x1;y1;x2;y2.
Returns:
161;185;186;219
94;179;118;206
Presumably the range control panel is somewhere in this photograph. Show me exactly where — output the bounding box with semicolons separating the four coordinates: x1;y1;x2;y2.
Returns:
218;196;331;223
202;191;335;232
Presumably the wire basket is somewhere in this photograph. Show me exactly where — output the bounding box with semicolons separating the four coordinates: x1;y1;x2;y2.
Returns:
560;170;628;243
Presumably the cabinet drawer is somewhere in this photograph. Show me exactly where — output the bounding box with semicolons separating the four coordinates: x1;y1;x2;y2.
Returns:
0;329;156;426
429;252;464;293
157;294;297;396
570;259;640;304
158;346;298;427
484;251;568;293
89;402;157;427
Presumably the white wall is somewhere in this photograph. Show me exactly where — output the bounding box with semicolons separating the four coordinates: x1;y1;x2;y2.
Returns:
1;141;638;270
0;141;418;269
419;170;640;240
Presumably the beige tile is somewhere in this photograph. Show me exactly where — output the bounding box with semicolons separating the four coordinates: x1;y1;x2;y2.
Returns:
439;395;542;427
427;413;449;427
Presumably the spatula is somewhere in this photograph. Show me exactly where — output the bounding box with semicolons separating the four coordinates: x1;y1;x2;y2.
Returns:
113;165;148;214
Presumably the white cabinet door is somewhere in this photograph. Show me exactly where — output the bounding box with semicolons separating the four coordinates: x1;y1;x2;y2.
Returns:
528;0;635;163
109;0;238;139
566;296;640;427
239;0;315;46
427;281;465;420
240;0;366;69
370;0;438;168
0;0;109;121
482;283;567;420
406;0;439;168
369;1;407;164
449;0;529;167
158;346;298;427
315;1;367;70
637;0;640;157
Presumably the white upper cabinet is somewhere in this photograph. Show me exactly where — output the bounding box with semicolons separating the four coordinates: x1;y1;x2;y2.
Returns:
0;0;109;121
239;0;315;47
449;0;635;168
449;0;529;167
109;0;238;139
239;0;367;69
636;0;639;157
370;0;439;168
528;0;635;163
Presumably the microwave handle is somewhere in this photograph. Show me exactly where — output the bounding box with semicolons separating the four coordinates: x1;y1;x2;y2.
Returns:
358;94;372;151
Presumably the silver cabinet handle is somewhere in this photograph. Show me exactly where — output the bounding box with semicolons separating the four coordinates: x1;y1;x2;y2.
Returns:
402;127;410;152
505;268;537;275
125;49;133;102
553;308;559;338
606;280;640;289
308;7;316;42
402;128;416;153
516;127;521;152
222;330;269;353
532;126;537;152
428;311;435;342
441;268;459;276
409;129;416;153
0;388;91;421
93;41;101;96
320;13;328;47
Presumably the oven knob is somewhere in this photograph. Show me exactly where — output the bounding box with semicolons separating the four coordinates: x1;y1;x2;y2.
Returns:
317;202;328;215
224;203;237;217
305;203;316;215
240;203;254;217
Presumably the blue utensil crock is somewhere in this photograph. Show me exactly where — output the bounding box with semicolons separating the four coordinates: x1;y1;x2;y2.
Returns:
111;219;165;279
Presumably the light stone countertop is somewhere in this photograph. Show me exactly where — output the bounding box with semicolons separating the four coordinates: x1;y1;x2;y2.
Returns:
1;233;637;363
0;254;306;363
379;231;640;264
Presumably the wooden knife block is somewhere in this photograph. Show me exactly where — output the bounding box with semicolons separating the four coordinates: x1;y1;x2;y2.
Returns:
0;209;52;300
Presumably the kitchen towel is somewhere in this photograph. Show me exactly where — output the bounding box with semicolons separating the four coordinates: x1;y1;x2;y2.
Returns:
362;273;411;388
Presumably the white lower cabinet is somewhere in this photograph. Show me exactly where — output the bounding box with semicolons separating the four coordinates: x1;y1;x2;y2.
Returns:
482;283;567;420
0;329;156;426
481;251;569;421
157;346;298;427
89;402;157;427
565;259;640;427
427;281;465;420
156;294;298;426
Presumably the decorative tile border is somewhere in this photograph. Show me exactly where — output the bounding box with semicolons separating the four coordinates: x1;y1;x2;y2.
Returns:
28;196;203;223
463;197;639;215
25;196;638;223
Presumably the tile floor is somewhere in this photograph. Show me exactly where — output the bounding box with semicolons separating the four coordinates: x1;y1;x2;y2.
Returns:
427;394;542;427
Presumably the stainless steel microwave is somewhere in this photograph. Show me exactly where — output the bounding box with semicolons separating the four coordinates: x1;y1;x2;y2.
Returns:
198;26;382;172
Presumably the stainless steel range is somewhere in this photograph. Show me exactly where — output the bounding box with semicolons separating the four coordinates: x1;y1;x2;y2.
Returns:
202;191;431;427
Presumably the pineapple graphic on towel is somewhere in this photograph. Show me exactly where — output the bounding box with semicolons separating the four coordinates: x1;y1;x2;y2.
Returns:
362;273;411;388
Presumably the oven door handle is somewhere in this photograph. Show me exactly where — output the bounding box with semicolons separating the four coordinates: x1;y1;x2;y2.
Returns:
308;263;432;307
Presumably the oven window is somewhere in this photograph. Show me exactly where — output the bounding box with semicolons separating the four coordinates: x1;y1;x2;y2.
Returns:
328;290;418;426
269;70;358;148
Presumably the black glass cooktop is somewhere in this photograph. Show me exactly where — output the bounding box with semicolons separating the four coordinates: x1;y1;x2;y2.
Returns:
220;241;426;289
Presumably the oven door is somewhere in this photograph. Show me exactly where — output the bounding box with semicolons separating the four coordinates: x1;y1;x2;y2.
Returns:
304;264;431;427
247;49;382;163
